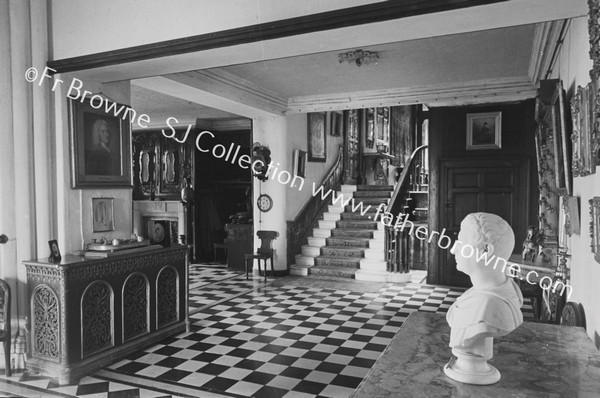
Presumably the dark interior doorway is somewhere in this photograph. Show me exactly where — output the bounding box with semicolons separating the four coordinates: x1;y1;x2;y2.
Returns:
193;127;252;263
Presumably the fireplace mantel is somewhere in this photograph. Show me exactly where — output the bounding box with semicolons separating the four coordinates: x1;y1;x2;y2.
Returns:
133;200;187;244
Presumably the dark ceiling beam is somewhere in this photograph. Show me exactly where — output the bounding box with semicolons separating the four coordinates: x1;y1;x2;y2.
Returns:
48;0;508;74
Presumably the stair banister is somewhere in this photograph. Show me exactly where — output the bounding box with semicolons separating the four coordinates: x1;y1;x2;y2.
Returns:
287;145;345;267
385;144;428;273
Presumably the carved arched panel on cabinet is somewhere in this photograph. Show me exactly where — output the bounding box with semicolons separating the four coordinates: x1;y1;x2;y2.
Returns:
156;266;179;329
122;272;150;342
81;281;114;358
31;285;60;361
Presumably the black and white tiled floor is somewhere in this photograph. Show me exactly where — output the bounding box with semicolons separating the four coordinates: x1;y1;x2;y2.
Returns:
0;265;535;398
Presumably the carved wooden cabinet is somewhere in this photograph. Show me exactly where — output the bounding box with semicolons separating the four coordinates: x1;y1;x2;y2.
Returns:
132;129;193;200
23;245;189;383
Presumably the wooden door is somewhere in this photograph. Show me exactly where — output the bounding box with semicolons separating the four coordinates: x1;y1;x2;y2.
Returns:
439;158;530;287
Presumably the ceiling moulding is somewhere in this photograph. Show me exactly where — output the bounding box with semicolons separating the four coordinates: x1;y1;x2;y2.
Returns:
196;118;252;131
170;70;288;116
528;20;569;84
286;77;537;112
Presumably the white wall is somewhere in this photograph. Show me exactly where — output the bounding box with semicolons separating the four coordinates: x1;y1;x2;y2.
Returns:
49;0;379;59
552;16;600;346
285;113;344;220
52;75;132;252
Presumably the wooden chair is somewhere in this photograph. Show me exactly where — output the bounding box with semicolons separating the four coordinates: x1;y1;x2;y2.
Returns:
213;242;228;264
244;231;279;282
0;278;11;376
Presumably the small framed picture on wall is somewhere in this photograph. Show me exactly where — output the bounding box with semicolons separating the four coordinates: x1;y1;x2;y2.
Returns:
92;197;115;232
466;111;502;150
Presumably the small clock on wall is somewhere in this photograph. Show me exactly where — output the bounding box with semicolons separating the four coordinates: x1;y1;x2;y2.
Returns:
257;194;273;212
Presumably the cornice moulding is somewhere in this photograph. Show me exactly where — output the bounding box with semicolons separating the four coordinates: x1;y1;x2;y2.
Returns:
172;70;288;115
286;77;537;112
529;20;567;84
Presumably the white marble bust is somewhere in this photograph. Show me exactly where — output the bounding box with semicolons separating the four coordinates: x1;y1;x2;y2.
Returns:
444;212;523;385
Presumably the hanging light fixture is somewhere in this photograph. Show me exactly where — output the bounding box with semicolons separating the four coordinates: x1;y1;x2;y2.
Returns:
338;49;379;67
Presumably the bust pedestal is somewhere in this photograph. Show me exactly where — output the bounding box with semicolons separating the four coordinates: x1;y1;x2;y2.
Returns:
443;337;500;385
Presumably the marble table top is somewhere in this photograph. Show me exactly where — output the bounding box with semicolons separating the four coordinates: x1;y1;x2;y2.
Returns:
352;312;600;398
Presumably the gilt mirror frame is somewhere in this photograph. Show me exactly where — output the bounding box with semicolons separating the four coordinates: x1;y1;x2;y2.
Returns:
590;197;600;264
570;84;595;177
587;0;600;168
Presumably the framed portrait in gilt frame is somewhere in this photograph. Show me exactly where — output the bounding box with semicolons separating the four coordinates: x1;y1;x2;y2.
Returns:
307;112;326;162
70;97;132;188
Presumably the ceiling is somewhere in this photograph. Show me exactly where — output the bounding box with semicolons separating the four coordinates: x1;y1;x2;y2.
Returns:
131;23;538;121
123;1;587;124
211;24;536;99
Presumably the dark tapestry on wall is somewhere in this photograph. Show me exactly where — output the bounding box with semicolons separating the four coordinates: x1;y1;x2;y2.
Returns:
390;105;416;168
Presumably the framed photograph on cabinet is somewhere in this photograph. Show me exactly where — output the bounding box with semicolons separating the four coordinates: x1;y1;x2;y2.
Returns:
70;97;132;188
48;239;61;263
307;112;326;162
92;197;115;232
292;149;307;178
466;112;502;150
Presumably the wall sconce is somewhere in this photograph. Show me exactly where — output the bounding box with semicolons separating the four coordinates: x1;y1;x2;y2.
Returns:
338;49;380;67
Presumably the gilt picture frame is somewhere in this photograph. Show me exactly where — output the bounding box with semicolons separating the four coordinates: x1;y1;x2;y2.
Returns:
570;84;595;177
307;112;326;162
70;97;133;188
551;80;572;195
466;111;502;150
292;149;307;178
590;197;600;264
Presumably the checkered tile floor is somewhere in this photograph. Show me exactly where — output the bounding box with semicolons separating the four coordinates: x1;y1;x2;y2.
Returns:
0;265;535;398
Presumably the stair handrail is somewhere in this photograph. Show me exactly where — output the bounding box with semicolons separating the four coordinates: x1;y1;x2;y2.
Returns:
286;145;345;266
385;144;428;274
387;144;428;217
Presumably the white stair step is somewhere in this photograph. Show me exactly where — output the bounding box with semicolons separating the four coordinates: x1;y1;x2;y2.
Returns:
323;212;341;221
302;245;321;257
354;269;388;282
328;205;344;213
359;259;387;273
295;255;315;266
340;185;357;193
290;264;310;276
307;237;326;246
355;268;412;283
368;240;385;250
318;220;336;229
363;248;385;260
313;228;332;238
372;229;385;239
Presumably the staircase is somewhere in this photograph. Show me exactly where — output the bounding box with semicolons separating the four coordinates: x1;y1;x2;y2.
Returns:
291;184;392;278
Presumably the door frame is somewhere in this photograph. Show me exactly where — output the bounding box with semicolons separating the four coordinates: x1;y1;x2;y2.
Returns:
432;156;531;287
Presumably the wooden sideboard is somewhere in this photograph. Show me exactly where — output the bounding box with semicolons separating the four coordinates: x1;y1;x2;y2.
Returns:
23;245;189;384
